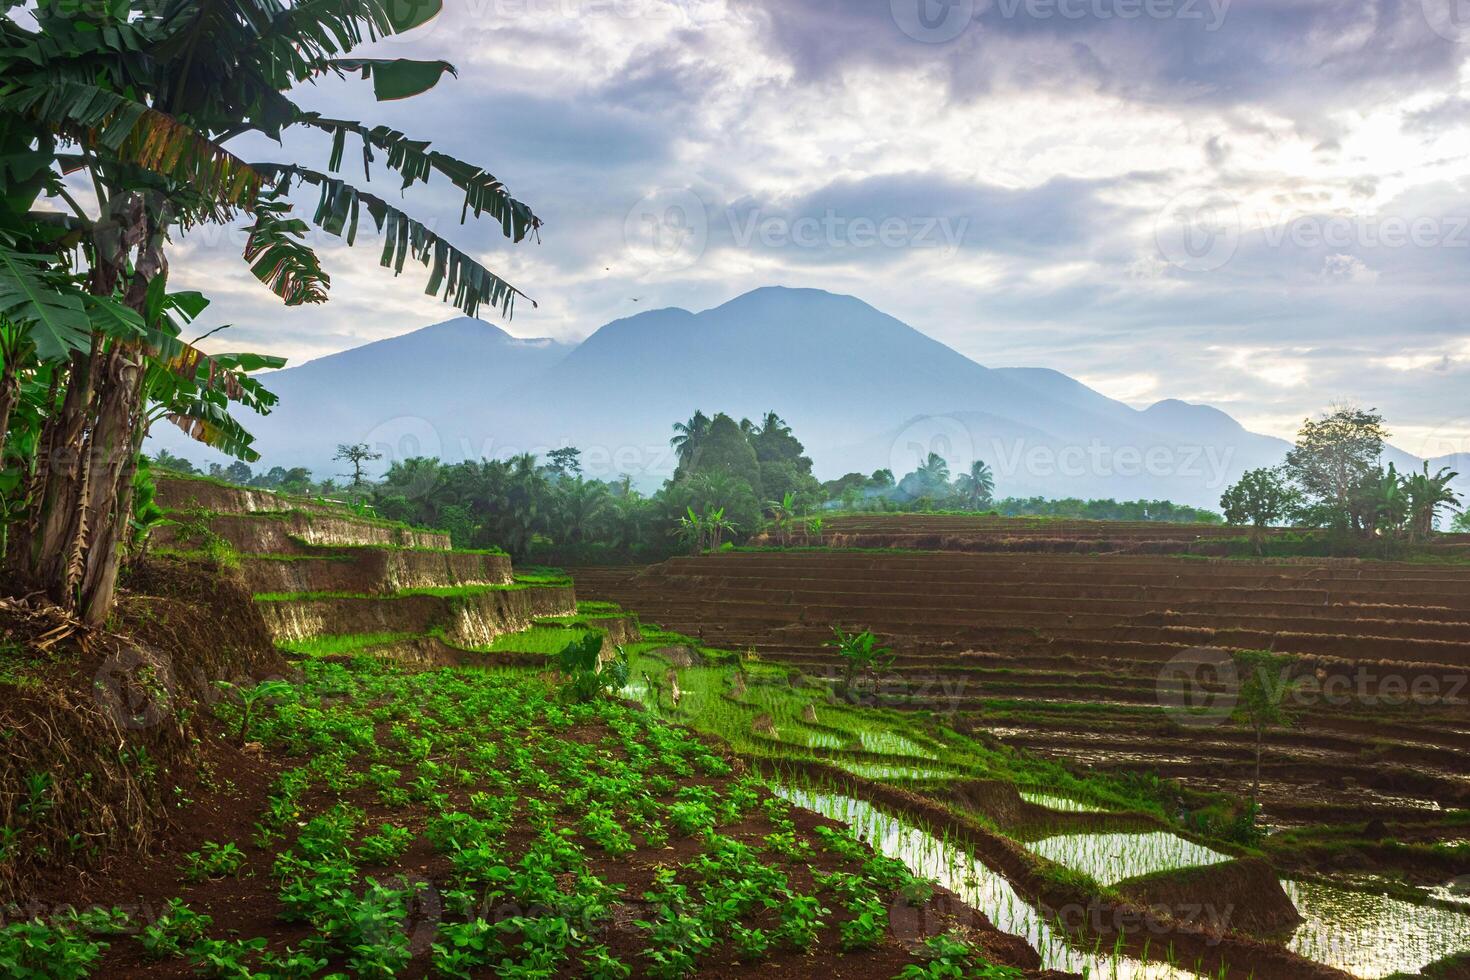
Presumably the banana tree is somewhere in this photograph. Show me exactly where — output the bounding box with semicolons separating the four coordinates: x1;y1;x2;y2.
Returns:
1402;462;1462;539
671;506;704;556
704;505;736;550
0;0;542;625
765;491;795;546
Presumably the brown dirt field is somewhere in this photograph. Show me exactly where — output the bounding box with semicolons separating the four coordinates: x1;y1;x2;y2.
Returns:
571;551;1470;829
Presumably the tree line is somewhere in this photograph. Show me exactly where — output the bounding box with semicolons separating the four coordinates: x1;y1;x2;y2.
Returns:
154;410;1232;562
1220;406;1464;546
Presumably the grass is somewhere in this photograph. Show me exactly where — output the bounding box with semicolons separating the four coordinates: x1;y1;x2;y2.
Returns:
480;625;601;655
275;633;418;657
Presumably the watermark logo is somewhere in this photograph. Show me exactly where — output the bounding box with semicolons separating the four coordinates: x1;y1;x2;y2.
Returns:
93;645;176;731
889;415;976;483
1421;0;1470;42
1156;647;1238;728
891;0;976;42
1155;188;1240;272
362;416;444;494
624;188;709;272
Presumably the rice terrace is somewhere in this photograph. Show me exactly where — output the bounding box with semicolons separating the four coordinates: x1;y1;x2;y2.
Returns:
3;1;1470;979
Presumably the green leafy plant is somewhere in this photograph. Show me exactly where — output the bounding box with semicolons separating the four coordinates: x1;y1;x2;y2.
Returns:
0;919;108;980
139;899;212;960
180;841;247;883
826;626;895;696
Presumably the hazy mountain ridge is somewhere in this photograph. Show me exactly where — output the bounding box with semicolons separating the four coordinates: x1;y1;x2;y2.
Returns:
150;287;1467;510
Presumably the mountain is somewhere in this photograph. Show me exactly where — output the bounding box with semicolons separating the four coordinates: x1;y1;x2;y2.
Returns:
148;287;1465;510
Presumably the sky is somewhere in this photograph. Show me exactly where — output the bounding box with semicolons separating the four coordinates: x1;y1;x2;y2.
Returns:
169;0;1470;461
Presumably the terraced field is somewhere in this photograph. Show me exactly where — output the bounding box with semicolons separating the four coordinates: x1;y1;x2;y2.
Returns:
574;550;1470;829
152;475;637;663
790;513;1470;558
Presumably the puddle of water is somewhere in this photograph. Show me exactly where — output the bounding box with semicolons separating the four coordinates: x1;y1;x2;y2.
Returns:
777;787;1203;979
1020;792;1110;813
1282;879;1470;979
1025;832;1232;887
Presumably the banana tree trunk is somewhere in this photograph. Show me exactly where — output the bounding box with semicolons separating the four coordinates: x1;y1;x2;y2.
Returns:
0;362;16;466
23;347;96;590
12;192;165;626
77;344;146;626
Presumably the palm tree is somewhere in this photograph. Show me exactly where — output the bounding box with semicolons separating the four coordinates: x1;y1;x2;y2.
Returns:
1;1;542;625
919;452;951;486
1403;462;1462;539
758;411;791;440
556;477;611;545
955;460;995;510
670;410;711;470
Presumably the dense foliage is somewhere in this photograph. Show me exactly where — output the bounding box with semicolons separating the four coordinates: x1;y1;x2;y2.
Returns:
0;0;539;624
156;409;1230;561
1220;406;1462;539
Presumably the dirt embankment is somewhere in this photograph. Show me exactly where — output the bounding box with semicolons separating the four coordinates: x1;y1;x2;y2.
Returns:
0;558;287;903
1115;858;1302;936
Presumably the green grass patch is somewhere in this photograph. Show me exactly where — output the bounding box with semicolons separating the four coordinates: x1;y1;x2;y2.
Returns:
275;633;418;657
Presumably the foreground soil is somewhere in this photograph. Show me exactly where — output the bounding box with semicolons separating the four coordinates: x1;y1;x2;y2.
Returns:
17;656;1067;979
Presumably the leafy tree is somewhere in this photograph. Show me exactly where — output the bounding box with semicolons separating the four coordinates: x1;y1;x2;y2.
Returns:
681;413;763;493
152;449;198;475
1283;406;1388;532
547;447;583;478
1220;467;1297;553
1360;463;1408;537
954;459;995;510
1453;510;1470;534
224;461;253;485
334;443;383;487
0;0;542;625
870;469;895;488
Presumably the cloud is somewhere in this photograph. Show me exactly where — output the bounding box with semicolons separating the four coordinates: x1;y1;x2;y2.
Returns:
147;0;1470;453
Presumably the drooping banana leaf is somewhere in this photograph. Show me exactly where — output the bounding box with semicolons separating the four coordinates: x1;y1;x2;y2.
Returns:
255;163;532;319
327;58;455;101
297;114;540;242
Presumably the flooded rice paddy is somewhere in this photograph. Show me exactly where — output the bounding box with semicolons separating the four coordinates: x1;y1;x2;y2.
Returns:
782;786;1470;979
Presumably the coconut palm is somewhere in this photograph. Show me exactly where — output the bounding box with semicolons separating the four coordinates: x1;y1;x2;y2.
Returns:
955;459;995;510
670;410;711;469
1;0;542;624
556;477;612;545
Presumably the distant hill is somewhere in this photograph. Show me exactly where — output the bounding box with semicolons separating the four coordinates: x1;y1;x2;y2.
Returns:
149;286;1468;510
